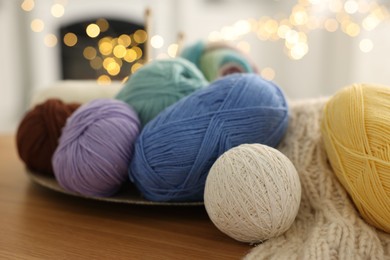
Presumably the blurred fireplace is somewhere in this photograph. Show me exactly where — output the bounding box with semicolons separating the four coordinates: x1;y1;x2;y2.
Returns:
59;18;146;82
25;1;171;93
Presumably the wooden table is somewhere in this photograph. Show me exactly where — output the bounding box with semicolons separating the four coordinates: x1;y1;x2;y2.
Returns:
0;135;251;259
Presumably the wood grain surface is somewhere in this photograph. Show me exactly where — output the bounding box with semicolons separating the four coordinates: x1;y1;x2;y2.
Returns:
0;135;251;259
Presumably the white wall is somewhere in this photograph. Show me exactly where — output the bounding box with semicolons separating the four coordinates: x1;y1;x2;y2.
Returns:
2;0;390;132
0;0;26;133
351;21;390;86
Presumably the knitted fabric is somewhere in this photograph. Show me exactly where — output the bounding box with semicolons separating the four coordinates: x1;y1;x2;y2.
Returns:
245;98;390;259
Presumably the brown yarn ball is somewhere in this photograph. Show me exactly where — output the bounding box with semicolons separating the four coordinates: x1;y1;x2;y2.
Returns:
16;99;80;175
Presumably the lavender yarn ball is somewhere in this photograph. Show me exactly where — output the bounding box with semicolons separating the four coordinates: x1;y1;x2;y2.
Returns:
53;99;140;197
130;73;289;202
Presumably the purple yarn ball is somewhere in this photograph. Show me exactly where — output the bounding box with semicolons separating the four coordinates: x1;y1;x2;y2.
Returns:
53;99;140;197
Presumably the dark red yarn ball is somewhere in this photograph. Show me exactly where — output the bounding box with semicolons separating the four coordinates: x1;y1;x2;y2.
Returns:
16;99;80;175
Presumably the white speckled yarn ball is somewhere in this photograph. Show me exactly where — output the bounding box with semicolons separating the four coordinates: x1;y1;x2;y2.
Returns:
204;144;301;243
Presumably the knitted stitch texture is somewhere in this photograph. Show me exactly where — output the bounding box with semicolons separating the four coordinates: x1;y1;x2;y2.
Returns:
245;98;390;260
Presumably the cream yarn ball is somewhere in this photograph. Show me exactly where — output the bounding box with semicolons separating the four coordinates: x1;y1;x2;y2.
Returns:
204;143;301;243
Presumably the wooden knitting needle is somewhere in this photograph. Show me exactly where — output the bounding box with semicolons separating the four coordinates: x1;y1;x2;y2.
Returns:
176;32;185;57
144;8;152;62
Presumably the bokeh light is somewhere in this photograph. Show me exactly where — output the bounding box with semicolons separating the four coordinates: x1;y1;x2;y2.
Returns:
21;0;34;12
113;45;127;58
359;38;373;53
83;46;97;60
260;67;276;81
31;19;44;32
63;32;77;47
90;57;103;70
124;49;137;63
51;4;65;18
131;62;143;73
118;34;131;47
150;35;164;49
44;34;58;47
133;30;148;43
96;18;109;32
97;75;111;85
167;44;179;57
86;23;100;38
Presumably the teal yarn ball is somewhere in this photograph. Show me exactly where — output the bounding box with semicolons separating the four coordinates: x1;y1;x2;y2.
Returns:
180;41;258;81
130;73;289;202
180;41;206;67
115;58;208;127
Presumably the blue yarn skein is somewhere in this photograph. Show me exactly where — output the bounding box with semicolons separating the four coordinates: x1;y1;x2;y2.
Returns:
130;73;289;202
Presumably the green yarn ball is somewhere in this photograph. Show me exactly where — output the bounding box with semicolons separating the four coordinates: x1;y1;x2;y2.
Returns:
180;41;258;82
116;58;208;127
199;48;254;81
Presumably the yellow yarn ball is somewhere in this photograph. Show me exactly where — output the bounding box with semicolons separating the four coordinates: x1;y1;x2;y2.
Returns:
321;83;390;233
204;144;301;243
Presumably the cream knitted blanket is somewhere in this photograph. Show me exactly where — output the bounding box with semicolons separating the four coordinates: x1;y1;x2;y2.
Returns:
245;99;390;260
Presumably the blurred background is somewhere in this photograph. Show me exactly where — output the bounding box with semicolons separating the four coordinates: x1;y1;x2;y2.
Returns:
1;0;390;133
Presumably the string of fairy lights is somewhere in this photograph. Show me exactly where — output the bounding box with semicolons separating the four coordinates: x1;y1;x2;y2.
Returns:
21;0;390;83
209;0;389;58
206;0;390;80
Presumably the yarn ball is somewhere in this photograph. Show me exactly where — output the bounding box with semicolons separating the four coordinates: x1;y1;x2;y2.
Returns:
53;99;140;197
321;83;390;233
130;73;289;202
30;80;122;108
180;41;258;81
16;99;80;175
115;58;208;127
204;144;301;243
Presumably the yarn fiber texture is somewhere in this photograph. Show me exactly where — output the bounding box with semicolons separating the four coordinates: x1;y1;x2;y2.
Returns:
16;99;80;175
115;58;208;127
180;41;258;81
321;83;390;233
53;99;140;197
130;73;289;202
204;143;301;243
245;99;390;260
30;80;122;108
